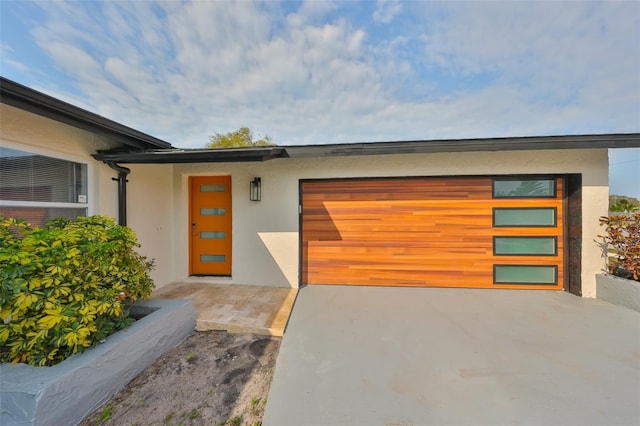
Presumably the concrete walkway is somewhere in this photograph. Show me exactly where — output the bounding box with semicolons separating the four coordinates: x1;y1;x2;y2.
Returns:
263;286;640;425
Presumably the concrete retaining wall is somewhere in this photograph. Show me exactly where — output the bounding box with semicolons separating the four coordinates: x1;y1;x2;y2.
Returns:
596;273;640;312
0;299;196;426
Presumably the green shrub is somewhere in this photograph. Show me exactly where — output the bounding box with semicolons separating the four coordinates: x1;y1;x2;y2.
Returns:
610;197;639;213
0;215;154;366
599;212;640;282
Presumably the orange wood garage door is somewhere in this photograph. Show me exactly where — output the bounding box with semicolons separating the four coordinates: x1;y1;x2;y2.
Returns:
301;177;564;289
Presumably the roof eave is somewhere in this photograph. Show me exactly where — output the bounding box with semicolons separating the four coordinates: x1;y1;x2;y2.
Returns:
284;133;640;157
93;147;287;164
91;133;640;164
0;77;172;150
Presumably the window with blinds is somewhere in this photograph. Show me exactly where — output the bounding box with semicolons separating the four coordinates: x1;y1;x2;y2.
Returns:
0;146;88;227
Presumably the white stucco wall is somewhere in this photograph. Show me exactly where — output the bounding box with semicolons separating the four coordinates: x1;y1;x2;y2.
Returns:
127;164;174;287
171;148;608;297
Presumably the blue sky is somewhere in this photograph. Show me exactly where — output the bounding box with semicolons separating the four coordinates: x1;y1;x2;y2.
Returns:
1;1;639;197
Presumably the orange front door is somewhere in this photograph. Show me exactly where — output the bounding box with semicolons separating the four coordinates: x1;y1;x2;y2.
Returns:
189;176;232;275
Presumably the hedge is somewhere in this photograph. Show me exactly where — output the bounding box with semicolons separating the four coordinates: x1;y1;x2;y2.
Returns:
0;215;154;366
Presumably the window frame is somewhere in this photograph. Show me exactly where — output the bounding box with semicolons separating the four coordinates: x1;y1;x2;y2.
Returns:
493;264;559;285
493;236;558;256
492;207;558;228
492;177;557;199
0;141;94;218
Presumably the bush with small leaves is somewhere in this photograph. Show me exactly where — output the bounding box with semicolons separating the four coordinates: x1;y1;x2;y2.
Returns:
599;212;640;282
0;215;154;366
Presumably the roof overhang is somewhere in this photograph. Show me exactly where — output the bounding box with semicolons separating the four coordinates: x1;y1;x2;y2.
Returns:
93;133;640;164
94;147;288;163
0;77;172;150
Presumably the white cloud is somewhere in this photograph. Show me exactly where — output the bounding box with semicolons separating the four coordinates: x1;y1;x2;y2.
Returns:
8;0;638;148
1;42;31;73
373;0;402;24
287;0;337;27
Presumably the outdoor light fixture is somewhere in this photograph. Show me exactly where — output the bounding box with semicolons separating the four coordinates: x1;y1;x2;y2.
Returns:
250;177;261;201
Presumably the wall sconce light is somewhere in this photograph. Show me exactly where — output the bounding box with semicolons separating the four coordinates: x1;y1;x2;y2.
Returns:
250;177;261;201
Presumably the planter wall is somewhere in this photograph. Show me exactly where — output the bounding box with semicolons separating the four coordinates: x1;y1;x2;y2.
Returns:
596;273;640;312
0;299;196;426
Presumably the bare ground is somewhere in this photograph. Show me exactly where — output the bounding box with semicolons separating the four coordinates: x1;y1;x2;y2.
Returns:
79;331;281;426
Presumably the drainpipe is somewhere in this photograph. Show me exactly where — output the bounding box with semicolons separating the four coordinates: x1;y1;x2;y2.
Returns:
106;162;130;226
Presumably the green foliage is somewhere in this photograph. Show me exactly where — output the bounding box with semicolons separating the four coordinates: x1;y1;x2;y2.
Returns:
0;215;154;366
250;396;262;416
207;127;275;149
98;405;113;422
599;212;640;281
226;417;242;426
163;412;175;424
610;198;639;213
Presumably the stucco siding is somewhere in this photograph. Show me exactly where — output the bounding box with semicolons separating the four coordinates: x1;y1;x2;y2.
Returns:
172;148;608;297
127;164;175;288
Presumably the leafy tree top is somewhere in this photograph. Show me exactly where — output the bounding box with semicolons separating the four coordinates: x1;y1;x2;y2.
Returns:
207;127;275;149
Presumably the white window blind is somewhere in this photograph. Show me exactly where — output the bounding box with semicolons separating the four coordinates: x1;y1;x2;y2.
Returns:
0;147;88;226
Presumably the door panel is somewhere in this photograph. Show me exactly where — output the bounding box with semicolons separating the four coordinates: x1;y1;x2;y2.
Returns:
190;176;232;275
301;177;564;289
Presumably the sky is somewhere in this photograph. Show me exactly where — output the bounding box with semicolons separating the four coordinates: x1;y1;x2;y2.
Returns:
1;0;639;197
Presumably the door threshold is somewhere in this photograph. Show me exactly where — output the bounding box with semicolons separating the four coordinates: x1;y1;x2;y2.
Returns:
184;276;234;285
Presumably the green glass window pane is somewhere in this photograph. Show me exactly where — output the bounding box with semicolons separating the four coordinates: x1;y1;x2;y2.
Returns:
200;231;226;239
200;254;226;262
200;184;225;192
200;208;226;216
493;179;555;198
494;237;556;255
494;265;557;284
493;208;556;226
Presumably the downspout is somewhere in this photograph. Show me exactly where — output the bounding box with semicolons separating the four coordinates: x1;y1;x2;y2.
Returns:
106;162;130;226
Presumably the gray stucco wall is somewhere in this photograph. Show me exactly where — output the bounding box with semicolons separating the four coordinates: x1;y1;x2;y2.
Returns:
0;299;196;426
596;273;640;312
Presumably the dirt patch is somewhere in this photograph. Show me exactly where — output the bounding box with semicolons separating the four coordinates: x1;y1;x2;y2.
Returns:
80;331;280;426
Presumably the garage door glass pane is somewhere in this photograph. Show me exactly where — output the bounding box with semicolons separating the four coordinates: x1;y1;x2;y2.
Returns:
493;179;555;198
493;208;556;227
494;237;557;255
494;265;557;284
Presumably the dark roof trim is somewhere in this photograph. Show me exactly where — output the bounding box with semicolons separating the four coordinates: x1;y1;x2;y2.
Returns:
94;147;287;163
286;133;640;157
0;77;172;150
93;133;640;164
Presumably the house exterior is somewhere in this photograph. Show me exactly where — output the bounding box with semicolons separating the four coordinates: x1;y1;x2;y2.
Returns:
2;77;639;298
0;78;175;283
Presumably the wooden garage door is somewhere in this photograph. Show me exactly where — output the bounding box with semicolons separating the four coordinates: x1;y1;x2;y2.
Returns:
301;176;564;289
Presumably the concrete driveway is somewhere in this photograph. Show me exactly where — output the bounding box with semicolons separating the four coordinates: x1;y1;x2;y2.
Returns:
263;286;640;426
